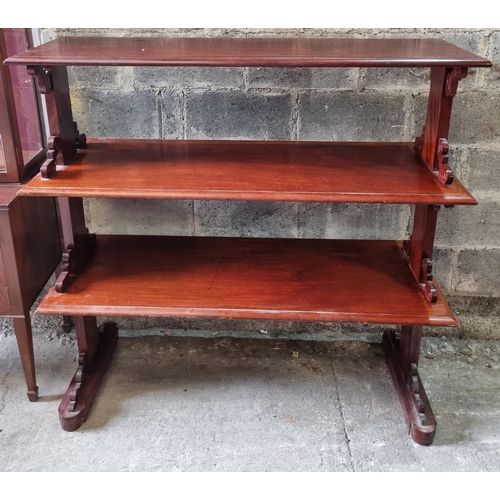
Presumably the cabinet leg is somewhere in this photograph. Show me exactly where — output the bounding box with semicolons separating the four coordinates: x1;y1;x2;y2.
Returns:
62;316;73;333
59;316;118;431
13;316;38;402
382;326;436;446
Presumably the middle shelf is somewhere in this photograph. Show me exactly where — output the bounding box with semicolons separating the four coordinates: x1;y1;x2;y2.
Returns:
20;139;476;204
36;235;456;326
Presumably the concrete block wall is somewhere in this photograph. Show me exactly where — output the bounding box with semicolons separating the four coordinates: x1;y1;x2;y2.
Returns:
38;28;500;339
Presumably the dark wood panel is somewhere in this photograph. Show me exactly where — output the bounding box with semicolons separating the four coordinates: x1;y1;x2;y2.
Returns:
9;195;61;311
20;139;476;205
4;37;492;68
37;235;456;326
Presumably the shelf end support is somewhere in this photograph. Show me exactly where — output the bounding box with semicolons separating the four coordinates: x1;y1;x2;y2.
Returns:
59;319;118;432
415;66;468;186
383;327;436;446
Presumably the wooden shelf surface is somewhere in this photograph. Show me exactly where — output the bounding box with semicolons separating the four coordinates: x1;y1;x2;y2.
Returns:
4;37;492;68
20;139;476;205
37;235;456;326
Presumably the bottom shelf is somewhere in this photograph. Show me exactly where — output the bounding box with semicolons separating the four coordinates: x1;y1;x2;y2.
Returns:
38;235;456;326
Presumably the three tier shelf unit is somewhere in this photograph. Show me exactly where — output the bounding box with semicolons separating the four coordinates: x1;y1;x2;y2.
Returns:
5;37;492;445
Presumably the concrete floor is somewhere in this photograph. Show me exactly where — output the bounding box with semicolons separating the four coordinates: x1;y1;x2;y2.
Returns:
1;326;500;472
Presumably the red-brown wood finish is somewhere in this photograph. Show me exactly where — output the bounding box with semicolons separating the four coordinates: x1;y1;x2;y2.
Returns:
0;186;61;401
0;184;20;206
0;33;23;182
36;235;456;326
59;319;118;431
56;197;96;293
0;30;45;183
383;328;436;446
20;139;476;205
406;204;440;285
41;66;77;165
6;36;490;444
12;316;38;401
4;37;492;68
416;67;467;185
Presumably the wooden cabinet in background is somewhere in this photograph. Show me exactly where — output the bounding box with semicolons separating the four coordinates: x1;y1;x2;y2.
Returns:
0;29;61;401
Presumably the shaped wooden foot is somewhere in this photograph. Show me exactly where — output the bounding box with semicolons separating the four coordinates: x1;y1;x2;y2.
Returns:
382;327;436;446
13;316;38;402
59;320;118;431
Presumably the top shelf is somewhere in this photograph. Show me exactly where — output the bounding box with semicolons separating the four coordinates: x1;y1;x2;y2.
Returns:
4;37;492;68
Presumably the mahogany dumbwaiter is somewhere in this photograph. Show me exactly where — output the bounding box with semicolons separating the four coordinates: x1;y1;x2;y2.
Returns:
5;36;491;444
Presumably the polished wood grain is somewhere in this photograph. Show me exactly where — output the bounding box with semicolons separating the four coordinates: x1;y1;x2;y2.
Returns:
37;235;456;326
20;139;476;205
0;187;60;315
4;37;492;68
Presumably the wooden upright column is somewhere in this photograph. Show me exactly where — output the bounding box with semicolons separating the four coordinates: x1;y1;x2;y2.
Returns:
383;65;469;446
27;63;117;429
416;66;467;185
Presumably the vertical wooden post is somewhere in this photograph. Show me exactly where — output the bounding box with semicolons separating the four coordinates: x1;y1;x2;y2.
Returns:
41;65;76;164
416;66;467;185
398;325;422;381
74;316;100;363
57;197;91;269
408;204;440;283
13;315;38;401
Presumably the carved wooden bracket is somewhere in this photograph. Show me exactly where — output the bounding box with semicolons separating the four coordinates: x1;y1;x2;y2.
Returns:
415;67;469;186
421;258;437;303
435;138;453;185
68;353;86;413
445;67;468;97
415;133;453;185
27;65;53;94
55;234;97;294
56;244;75;293
74;121;87;149
41;135;59;179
